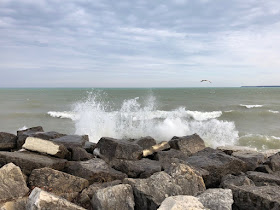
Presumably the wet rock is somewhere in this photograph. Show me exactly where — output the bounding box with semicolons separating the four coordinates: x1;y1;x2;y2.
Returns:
217;145;257;155
0;163;29;202
83;142;96;154
133;136;157;149
95;137;143;162
264;152;280;172
51;135;89;147
169;134;205;155
0;151;67;175
187;148;247;187
17;126;44;148
232;151;266;171
142;141;170;157
0;197;28;210
110;158;161;178
246;171;280;186
28;167;89;195
27;187;85;210
0;132;17;150
91;184;134;210
158;195;205;210
64;158;127;184
197;188;233;210
67;146;93;161
22;137;70;158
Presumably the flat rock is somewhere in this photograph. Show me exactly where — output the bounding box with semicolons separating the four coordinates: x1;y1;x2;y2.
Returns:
246;171;280;186
169;134;205;155
27;187;85;210
0;163;29;203
67;146;93;161
95;137;143;162
17;126;44;148
91;184;135;210
186;148;247;187
64;158;127;184
23;137;70;158
142;141;170;157
110;158;161;178
0;197;28;210
217;145;257;155
51;135;89;147
158;195;205;210
133;136;157;149
197;188;233;210
0;151;67;175
28;167;89;195
0;132;17;150
232;151;266;171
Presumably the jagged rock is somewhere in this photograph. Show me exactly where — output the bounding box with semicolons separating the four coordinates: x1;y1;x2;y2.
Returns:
197;188;233;210
255;164;274;174
0;197;28;210
246;171;280;186
51;135;89;147
0;163;29;203
264;152;280;172
155;149;189;169
158;195;205;210
133;136;157;149
27;187;85;210
95;137;143;162
232;151;266;171
0;151;67;175
64;158;127;184
169;134;205;155
142;141;170;157
31;131;66;140
17;126;44;148
110;158;161;178
67;146;93;161
22;137;70;158
83;142;96;153
165;162;206;195
0;132;17;150
124;172;182;210
91;184;134;210
220;173;255;189
28;167;89;195
186;148;247;187
217;145;257;155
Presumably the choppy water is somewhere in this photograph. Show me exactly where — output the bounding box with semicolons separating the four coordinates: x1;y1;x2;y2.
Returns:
0;88;280;150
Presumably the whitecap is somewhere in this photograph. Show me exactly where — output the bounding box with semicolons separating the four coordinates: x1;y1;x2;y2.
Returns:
47;111;77;120
240;104;263;109
268;110;279;114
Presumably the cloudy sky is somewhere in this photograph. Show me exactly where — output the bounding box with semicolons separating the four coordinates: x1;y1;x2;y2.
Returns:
0;0;280;87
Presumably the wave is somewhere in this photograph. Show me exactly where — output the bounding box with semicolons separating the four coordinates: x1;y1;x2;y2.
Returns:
268;110;279;114
239;134;280;150
47;111;77;120
240;104;263;109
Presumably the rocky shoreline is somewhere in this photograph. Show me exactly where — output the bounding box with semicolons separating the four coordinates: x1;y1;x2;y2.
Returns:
1;127;280;210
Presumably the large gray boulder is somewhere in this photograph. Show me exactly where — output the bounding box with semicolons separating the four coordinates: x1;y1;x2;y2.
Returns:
0;151;67;175
22;137;70;158
51;135;89;147
67;146;93;161
17;126;44;148
132;136;157;149
31;131;66;140
0;163;29;203
158;195;205;210
197;188;233;210
264;152;280;172
169;134;205;155
64;158;127;184
186;148;247;187
232;150;266;171
0;132;17;150
91;184;135;210
110;158;161;178
246;171;280;186
28;167;89;195
27;187;85;210
95;137;143;162
155;149;189;170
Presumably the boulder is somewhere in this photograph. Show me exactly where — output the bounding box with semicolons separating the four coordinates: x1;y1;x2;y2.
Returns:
197;188;233;210
91;184;135;210
232;151;266;171
246;171;280;186
31;131;66;140
264;152;280;172
158;195;205;210
64;158;127;184
142;141;170;157
95;137;143;162
83;142;96;153
133;136;157;149
217;145;257;155
67;146;93;161
28;167;89;195
0;163;29;203
0;132;17;150
0;151;67;175
186;148;247;187
220;173;255;189
169;134;205;155
124;172;182;210
0;197;28;210
17;126;44;148
22;137;70;158
261;149;280;158
255;164;274;174
155;149;189;169
51;135;89;147
110;158;161;178
27;187;85;210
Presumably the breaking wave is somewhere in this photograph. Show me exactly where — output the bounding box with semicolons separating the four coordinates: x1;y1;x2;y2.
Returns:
47;111;77;120
240;104;263;109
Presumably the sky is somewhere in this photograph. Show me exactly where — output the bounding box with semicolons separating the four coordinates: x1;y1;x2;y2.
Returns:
0;0;280;87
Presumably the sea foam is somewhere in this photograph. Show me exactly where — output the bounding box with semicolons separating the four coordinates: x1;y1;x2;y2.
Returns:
240;104;263;109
